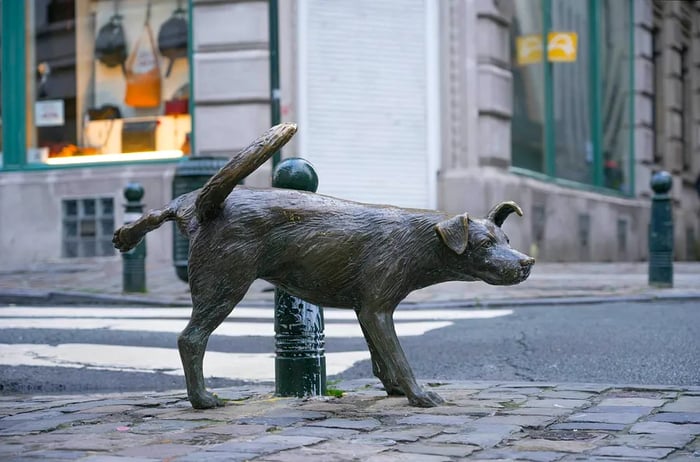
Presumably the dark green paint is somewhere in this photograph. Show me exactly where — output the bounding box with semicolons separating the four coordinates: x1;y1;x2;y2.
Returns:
171;156;228;282
269;0;281;169
272;158;326;398
122;183;147;293
542;0;555;177
589;0;603;187
648;171;673;287
1;0;27;168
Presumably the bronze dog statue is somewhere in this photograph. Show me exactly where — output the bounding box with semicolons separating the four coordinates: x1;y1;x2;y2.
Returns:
113;123;535;409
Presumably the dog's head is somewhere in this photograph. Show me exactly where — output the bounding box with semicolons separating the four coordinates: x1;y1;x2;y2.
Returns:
435;201;535;285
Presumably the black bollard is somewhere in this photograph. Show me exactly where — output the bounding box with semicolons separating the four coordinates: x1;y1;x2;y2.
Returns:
272;158;326;397
122;182;147;293
171;156;228;282
648;171;674;287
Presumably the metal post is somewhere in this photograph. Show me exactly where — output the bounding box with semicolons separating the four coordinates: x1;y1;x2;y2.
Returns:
269;0;282;170
171;157;228;282
122;182;147;293
272;158;326;397
648;171;674;287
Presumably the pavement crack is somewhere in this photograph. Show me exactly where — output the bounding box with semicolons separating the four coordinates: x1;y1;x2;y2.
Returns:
504;331;536;381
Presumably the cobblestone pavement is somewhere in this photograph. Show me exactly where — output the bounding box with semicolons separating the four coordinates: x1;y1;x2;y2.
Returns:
1;380;699;461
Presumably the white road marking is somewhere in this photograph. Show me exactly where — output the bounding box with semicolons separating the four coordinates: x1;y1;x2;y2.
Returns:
0;343;369;382
0;306;512;381
0;318;454;338
0;306;513;321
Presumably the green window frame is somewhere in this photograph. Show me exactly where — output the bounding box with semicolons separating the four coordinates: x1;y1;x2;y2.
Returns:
0;0;195;172
511;0;636;197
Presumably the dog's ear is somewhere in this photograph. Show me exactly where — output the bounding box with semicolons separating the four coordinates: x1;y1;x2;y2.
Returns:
435;214;469;255
486;201;523;227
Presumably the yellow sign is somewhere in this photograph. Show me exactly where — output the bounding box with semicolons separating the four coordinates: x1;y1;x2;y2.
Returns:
515;32;578;65
547;32;577;62
516;34;543;66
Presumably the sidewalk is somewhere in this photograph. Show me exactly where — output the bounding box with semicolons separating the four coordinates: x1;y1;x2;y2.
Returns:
0;258;699;307
1;380;699;461
1;260;699;460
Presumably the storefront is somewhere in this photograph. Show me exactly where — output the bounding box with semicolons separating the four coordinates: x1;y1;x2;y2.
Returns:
1;0;192;265
1;0;698;268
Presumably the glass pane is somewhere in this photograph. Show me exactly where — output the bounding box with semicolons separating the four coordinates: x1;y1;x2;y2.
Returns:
63;199;78;216
511;0;545;173
80;239;97;257
100;217;114;236
82;198;96;216
79;218;96;237
100;197;113;215
26;0;191;165
64;219;78;237
551;0;592;185
600;0;632;193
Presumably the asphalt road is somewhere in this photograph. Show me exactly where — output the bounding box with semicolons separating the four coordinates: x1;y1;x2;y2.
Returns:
0;299;698;394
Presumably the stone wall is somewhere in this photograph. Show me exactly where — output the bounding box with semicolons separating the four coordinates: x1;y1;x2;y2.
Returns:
192;0;272;187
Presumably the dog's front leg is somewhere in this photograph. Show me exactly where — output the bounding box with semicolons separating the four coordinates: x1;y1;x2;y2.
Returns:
356;318;404;396
356;308;445;407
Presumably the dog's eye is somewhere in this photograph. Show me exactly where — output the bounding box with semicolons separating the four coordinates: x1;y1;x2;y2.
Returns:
476;239;493;250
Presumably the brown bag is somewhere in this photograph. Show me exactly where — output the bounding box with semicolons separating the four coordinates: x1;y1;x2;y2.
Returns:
124;3;161;108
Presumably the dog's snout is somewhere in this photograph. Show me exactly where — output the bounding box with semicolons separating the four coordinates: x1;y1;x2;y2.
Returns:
520;257;535;267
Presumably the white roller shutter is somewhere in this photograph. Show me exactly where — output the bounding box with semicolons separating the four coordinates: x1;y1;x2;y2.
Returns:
298;0;438;209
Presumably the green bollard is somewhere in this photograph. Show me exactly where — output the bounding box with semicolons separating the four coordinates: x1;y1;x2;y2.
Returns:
122;182;147;293
272;158;326;397
648;171;674;287
171;156;228;282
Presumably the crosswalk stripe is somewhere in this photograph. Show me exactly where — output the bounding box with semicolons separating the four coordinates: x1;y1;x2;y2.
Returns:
0;306;513;381
0;343;370;382
0;307;513;321
0;318;453;338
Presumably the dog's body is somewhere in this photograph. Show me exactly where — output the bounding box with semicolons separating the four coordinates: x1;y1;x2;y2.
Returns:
114;124;535;409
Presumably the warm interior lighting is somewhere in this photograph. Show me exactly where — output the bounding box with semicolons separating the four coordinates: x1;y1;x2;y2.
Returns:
45;150;184;165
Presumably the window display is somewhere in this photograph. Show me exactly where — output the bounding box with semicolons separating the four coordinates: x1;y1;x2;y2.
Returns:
27;0;190;165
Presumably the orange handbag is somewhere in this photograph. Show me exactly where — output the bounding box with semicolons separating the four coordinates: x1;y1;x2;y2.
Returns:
124;3;162;108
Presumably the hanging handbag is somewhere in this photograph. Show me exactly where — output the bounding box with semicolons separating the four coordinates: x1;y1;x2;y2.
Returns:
95;1;127;75
124;1;162;108
158;1;188;77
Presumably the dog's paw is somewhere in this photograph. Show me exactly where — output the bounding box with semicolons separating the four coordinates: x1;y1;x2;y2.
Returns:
189;391;225;409
112;228;137;253
408;390;445;408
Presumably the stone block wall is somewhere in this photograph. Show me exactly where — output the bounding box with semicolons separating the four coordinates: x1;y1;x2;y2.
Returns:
192;0;272;187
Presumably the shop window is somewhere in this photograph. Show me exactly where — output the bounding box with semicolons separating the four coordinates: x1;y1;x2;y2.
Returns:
600;0;632;191
510;0;633;194
62;197;115;257
27;0;190;166
551;0;591;185
511;0;545;173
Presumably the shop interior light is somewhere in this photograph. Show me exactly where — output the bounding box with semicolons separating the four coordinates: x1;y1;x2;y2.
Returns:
45;150;184;165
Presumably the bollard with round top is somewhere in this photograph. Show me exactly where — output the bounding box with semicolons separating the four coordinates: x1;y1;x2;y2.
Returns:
122;182;147;293
271;158;326;398
648;170;674;287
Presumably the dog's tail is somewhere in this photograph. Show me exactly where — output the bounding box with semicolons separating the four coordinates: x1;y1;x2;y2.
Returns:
112;123;297;253
195;123;298;223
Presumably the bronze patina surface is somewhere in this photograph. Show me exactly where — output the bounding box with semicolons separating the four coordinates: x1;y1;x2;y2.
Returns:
113;123;535;409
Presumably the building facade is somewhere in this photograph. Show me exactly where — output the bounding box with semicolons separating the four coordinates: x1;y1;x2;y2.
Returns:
0;0;698;269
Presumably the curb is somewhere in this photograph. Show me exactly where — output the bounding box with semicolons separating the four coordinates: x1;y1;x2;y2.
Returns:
1;288;699;308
